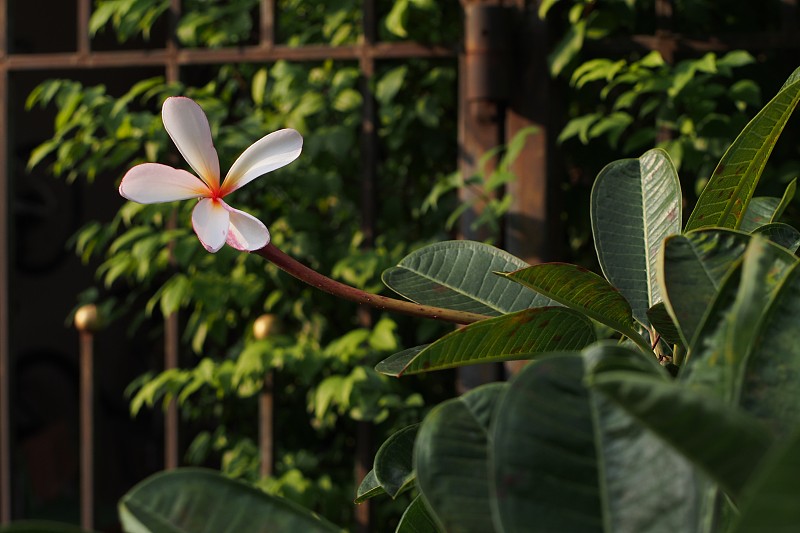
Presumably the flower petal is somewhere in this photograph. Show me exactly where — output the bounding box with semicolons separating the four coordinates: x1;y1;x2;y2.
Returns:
192;198;230;253
220;129;303;196
119;163;209;204
222;202;270;251
162;96;221;190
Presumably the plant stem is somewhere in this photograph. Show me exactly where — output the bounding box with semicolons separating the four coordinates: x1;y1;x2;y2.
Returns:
254;243;490;325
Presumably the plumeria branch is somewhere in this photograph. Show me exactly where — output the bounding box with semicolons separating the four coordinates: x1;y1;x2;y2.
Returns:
255;244;490;325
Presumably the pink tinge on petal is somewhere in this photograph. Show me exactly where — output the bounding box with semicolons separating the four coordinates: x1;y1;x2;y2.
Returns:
119;163;209;204
221;201;270;251
192;198;230;253
162;97;221;191
220;129;303;196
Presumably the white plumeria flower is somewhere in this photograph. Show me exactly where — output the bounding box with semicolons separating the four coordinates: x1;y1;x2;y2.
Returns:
119;96;302;253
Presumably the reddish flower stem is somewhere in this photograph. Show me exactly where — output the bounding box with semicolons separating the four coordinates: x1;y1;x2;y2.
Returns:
254;243;489;325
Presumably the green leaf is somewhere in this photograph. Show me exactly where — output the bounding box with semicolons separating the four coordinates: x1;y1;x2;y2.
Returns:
589;372;774;500
382;240;556;317
119;468;341;532
395;496;444;533
660;229;752;347
591;148;682;327
490;354;601;533
501;262;651;352
376;307;595;376
739;259;800;434
685;68;800;231
354;469;385;504
415;383;506;532
645;302;684;347
733;427;800;532
683;236;796;403
491;349;699;533
740;177;794;234
739;197;782;232
374;425;418;498
376;65;408;103
548;19;586;76
753;222;800;252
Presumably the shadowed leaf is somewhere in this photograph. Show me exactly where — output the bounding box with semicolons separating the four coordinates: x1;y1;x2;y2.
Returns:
501;262;650;351
376;308;596;376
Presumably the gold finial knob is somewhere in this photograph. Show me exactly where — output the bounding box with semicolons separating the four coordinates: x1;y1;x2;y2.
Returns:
253;314;282;340
74;304;100;332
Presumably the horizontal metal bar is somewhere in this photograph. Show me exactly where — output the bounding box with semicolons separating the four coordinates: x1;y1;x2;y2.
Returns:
0;42;456;71
592;31;800;55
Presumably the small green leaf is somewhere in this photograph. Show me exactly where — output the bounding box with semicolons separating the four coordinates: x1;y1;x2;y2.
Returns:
374;425;418;498
646;302;684;347
354;469;385;504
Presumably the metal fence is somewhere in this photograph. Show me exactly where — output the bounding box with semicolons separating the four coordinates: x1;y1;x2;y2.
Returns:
1;0;800;531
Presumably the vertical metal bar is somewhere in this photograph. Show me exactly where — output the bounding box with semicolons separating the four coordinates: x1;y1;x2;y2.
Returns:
504;1;553;265
164;0;181;471
0;0;10;519
77;0;91;55
79;333;93;530
359;0;377;247
260;0;276;48
74;303;97;532
654;0;674;144
457;2;507;386
258;373;273;478
355;2;377;532
253;314;276;478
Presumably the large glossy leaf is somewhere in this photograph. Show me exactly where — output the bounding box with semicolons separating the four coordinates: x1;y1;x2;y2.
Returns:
415;383;506;533
382;240;555;316
591;148;681;327
375;307;596;376
589;371;774;500
684;68;800;232
118;468;341;533
733;427;800;532
395;496;444;533
501;263;651;352
490;354;601;533
374;425;418;498
739;259;800;435
683;236;796;402
491;350;698;533
660;229;751;346
679;260;743;398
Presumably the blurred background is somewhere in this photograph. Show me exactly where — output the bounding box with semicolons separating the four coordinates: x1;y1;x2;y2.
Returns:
2;0;800;531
